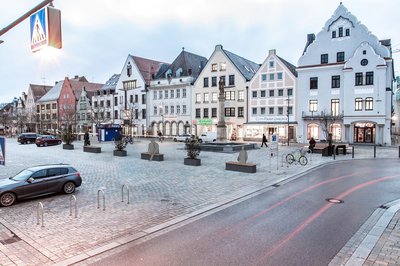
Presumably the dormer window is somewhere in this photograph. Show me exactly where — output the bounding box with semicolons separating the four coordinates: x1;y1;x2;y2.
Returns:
338;27;343;37
176;68;183;77
332;31;336;38
345;28;350;36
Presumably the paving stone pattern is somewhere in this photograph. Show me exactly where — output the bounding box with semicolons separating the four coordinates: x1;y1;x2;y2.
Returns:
0;138;398;265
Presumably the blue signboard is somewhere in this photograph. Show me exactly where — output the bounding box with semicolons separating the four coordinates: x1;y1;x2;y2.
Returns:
0;137;5;166
30;7;48;52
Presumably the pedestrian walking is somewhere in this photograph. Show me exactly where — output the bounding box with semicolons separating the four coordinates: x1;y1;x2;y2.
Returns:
309;137;316;153
261;134;268;148
158;131;163;143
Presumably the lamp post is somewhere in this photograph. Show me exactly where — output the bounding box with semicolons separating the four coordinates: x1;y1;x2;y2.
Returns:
286;93;290;146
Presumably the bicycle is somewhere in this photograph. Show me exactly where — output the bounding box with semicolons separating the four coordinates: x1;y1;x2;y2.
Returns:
286;148;308;166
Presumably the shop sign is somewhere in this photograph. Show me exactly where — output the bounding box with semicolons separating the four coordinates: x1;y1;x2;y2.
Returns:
198;119;212;125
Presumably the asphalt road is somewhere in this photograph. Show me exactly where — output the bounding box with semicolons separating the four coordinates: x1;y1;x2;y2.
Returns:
84;159;400;266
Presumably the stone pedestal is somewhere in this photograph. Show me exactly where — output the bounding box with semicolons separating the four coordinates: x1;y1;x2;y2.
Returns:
83;146;101;153
217;94;227;142
225;161;256;173
141;153;164;161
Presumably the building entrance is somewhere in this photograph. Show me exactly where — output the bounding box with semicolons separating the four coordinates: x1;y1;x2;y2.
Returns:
354;122;375;143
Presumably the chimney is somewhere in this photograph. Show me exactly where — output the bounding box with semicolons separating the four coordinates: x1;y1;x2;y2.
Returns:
307;34;315;44
269;49;276;56
215;44;223;51
74;75;79;79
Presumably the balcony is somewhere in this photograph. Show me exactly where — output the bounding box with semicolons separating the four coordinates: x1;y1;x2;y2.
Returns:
302;111;343;120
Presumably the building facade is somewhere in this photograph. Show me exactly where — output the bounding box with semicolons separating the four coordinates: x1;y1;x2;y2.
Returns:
149;49;207;136
192;45;259;140
25;84;52;132
297;3;394;145
246;49;297;142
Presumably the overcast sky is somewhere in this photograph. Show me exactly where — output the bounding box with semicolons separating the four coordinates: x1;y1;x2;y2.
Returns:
0;0;399;102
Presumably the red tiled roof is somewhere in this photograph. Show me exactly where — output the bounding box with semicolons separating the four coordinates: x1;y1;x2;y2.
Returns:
131;55;168;85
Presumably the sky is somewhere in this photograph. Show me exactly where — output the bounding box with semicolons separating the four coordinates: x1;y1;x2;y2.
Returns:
0;0;399;103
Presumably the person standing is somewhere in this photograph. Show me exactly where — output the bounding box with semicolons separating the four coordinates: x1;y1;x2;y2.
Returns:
261;134;268;148
309;137;316;153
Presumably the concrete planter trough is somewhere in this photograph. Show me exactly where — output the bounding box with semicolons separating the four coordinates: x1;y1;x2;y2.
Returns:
83;146;101;153
62;144;74;150
184;158;201;166
141;153;164;161
113;150;127;157
225;161;256;173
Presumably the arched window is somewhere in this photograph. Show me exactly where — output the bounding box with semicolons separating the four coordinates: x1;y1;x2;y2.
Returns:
307;123;319;140
330;123;342;142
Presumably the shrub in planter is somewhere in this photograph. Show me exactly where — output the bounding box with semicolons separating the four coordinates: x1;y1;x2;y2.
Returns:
62;130;75;149
114;136;127;156
184;138;201;166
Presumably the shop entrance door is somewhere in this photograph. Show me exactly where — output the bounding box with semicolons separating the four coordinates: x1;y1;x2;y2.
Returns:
354;124;375;143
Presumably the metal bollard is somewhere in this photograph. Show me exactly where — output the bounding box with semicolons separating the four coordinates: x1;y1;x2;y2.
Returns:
121;184;130;204
398;146;400;158
352;146;354;159
37;202;44;227
374;145;376;158
333;149;336;160
98;189;105;211
70;195;77;218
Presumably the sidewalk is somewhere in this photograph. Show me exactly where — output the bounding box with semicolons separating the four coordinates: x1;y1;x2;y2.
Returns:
0;139;399;265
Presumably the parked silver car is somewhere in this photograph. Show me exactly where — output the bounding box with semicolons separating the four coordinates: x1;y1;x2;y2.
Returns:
0;164;82;207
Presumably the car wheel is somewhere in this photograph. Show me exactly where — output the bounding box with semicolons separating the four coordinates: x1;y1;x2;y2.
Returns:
0;192;16;207
44;142;48;147
63;182;76;194
198;139;203;143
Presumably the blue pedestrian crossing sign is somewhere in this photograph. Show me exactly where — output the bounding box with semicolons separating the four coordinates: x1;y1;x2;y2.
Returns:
0;137;5;166
30;6;62;52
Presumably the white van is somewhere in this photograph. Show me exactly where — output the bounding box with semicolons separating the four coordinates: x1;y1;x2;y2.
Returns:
198;132;217;143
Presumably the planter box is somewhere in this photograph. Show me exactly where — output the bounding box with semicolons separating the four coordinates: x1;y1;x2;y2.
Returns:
83;146;101;153
113;150;127;157
184;158;201;166
63;144;74;150
225;161;256;173
141;152;164;161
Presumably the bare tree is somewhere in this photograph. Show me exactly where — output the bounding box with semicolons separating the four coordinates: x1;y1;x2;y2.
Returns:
89;106;111;133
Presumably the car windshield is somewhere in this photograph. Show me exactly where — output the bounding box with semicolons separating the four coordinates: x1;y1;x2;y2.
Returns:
11;169;34;181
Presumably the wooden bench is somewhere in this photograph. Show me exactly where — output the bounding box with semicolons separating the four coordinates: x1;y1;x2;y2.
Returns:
83;146;101;153
225;161;256;173
141;152;164;161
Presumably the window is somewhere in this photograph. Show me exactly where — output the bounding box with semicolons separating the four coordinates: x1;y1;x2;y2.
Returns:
204;93;209;103
269;107;274;114
114;97;118;106
288;106;293;115
130;95;133;103
158;91;162;99
211;108;217;117
269;61;274;68
123;80;137;90
52;103;56;109
220;62;226;71
229;75;235;86
211;77;217;87
46;104;50;110
100;101;104;107
355;98;363;111
252;108;257;115
127;62;132;77
269;73;274;81
310;77;318;89
278;89;283;96
225;107;235;117
170;90;174;99
153;91;157;100
365;97;373;110
154;106;157;115
321;54;328;64
269;90;274;97
261;107;266;115
225;91;235;100
261;74;267;81
176;105;180;114
204;77;209;87
331;99;340;116
331;75;340;88
106;112;111;119
277;73;283;80
345;28;350;36
142;94;146;104
337;52;345;62
252;91;257;98
170;106;174;114
261;90;266;97
238;107;244;117
338;27;343;37
287;88;293;96
211;64;217;71
332;31;336;38
212;108;217;118
142;109;146;119
278;107;283;115
238;91;245;101
182;89;187;98
106;100;111;107
355;73;363;86
309;100;318;112
366;72;374;85
176;89;180;98
212;92;218;102
195;93;201;103
115;110;118;118
164;90;168;99
203;108;209;118
195;108;201;118
165;106;169;114
183;105;187;114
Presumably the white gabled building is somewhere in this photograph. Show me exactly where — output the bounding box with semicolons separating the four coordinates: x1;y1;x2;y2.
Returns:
192;44;259;140
246;49;297;142
297;3;394;145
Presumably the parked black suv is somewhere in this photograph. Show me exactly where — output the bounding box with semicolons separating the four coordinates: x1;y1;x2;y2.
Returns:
17;133;39;144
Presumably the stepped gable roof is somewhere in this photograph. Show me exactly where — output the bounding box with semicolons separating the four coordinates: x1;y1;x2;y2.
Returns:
131;55;169;85
101;74;120;91
277;56;298;77
37;80;64;102
29;84;53;101
223;49;260;81
155;49;207;81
